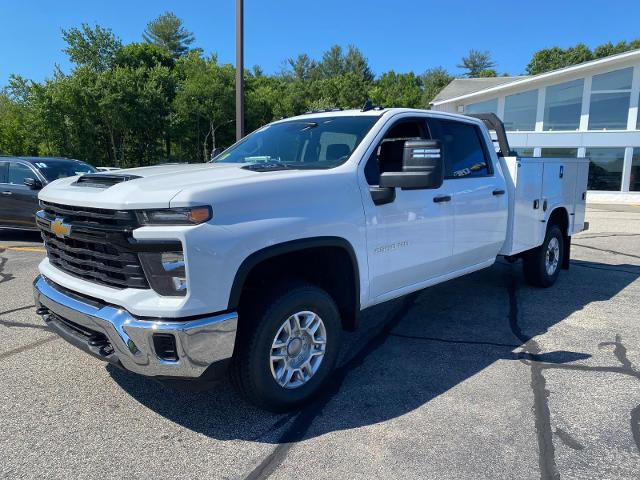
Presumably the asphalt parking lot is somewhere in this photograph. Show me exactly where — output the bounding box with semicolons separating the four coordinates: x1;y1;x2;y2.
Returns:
1;205;639;480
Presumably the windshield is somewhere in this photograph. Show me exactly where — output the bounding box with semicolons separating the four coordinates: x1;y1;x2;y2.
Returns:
34;160;97;181
212;116;379;169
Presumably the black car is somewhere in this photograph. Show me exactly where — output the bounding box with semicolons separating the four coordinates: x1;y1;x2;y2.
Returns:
0;156;97;230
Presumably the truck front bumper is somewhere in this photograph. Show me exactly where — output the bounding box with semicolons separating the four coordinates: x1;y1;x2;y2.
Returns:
33;275;238;378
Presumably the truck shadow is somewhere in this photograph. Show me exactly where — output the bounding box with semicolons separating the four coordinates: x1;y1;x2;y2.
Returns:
108;259;638;444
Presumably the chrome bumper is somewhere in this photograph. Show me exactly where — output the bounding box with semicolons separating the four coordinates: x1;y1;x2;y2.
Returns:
33;275;238;378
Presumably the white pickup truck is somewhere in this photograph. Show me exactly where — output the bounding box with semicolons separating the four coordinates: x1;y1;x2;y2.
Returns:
33;108;589;410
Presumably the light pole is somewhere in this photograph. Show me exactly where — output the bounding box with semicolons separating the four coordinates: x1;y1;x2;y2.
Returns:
235;0;244;141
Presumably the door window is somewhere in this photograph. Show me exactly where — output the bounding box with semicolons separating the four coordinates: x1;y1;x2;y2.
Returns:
427;119;491;178
364;118;428;185
0;162;8;183
8;162;35;186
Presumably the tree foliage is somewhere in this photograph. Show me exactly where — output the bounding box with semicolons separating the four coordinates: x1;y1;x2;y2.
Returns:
526;39;640;75
143;12;195;58
4;12;639;168
458;49;496;77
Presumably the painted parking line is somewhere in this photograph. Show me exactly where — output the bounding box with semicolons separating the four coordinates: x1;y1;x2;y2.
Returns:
5;246;46;253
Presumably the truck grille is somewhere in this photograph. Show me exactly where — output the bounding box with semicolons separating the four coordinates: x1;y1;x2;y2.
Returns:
37;202;149;289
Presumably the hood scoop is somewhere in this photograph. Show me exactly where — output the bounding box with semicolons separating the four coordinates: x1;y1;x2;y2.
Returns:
74;173;141;188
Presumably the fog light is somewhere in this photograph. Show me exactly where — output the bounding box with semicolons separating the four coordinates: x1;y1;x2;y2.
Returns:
139;251;187;296
153;333;178;361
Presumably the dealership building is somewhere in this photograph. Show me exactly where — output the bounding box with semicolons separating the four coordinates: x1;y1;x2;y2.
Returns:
431;49;640;204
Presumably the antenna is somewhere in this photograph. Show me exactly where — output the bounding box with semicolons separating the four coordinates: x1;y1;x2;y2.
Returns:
361;100;373;112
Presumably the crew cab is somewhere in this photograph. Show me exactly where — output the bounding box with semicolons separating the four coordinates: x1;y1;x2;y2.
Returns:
32;108;589;410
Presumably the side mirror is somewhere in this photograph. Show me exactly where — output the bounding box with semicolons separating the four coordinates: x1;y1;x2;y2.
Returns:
24;177;43;190
379;140;444;190
211;147;224;160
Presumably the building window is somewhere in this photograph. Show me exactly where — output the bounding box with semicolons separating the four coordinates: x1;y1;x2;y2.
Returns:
465;98;498;115
585;148;625;191
588;68;633;130
512;147;535;157
540;148;578;158
504;90;538;131
543;79;584;131
631;148;640;192
637;92;640;130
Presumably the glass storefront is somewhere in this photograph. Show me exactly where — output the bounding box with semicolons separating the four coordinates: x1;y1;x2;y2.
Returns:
585;148;625;191
631;148;640;192
512;147;535;157
540;148;578;158
588;68;633;130
465;98;498;115
544;79;584;131
504;90;538;131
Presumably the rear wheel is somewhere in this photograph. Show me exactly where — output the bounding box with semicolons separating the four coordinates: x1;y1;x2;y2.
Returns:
231;282;342;411
523;225;564;288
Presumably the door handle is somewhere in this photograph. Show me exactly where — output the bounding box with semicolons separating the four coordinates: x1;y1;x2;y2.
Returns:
433;195;451;203
1;191;12;196
492;189;506;196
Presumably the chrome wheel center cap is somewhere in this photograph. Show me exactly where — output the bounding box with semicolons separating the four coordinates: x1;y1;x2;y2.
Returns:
287;337;303;357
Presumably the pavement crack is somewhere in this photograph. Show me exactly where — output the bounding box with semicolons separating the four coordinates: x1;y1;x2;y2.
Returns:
0;305;35;317
0;318;50;331
573;243;640;260
0;335;59;361
242;294;418;480
507;270;560;480
0;249;16;285
554;428;585;451
388;332;521;349
631;405;640;454
569;262;640;276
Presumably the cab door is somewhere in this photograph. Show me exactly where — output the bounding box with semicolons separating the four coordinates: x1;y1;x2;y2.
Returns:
0;161;11;226
359;116;454;301
3;162;41;228
426;118;508;271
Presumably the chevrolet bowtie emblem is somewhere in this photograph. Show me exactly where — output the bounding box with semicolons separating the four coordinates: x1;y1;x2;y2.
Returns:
51;218;71;239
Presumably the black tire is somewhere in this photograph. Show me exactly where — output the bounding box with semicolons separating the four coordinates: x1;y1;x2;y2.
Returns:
230;282;342;411
523;225;564;288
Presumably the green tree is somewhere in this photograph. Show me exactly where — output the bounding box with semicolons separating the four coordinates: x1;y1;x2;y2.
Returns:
173;52;235;161
458;50;496;77
369;71;423;108
143;12;194;58
421;67;454;106
524;40;640;75
61;24;122;72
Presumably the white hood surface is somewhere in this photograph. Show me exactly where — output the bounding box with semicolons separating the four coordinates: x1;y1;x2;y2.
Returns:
38;163;261;209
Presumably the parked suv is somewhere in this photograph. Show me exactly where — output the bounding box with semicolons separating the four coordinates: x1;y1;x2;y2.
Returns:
0;157;96;230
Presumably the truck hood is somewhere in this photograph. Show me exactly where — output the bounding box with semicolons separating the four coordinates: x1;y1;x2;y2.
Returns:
38;163;260;209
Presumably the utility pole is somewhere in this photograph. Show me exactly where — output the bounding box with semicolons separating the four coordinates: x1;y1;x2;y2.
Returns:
235;0;244;141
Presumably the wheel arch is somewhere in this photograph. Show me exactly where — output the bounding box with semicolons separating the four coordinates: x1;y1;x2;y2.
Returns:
546;206;570;269
228;237;361;330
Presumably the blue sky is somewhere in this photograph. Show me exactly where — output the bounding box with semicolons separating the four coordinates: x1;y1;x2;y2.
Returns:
2;0;640;86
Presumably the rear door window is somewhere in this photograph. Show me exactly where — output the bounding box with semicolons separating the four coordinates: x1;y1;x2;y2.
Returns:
0;162;8;183
427;119;491;178
8;162;36;186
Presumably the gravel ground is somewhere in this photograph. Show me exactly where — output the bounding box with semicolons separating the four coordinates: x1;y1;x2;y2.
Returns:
0;205;638;480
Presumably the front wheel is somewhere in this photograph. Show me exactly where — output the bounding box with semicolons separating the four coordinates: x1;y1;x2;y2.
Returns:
231;282;342;411
523;225;564;288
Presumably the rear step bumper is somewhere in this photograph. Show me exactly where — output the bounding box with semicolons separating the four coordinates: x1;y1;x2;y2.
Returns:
33;275;238;378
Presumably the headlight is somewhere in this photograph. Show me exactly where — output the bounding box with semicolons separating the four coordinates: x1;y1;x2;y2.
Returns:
139;251;187;296
136;206;212;225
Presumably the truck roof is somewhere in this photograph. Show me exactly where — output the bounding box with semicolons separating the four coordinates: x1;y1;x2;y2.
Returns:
276;107;483;125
